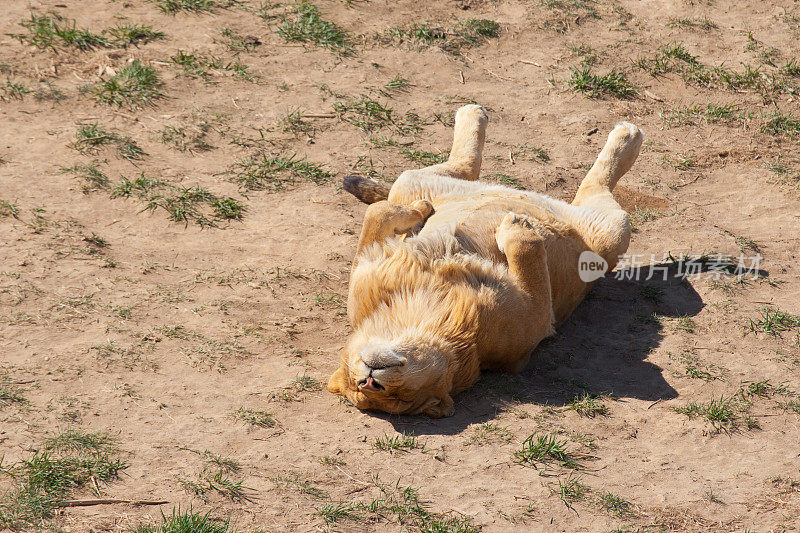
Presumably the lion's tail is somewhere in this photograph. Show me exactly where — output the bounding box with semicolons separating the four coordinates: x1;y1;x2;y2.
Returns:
342;175;391;204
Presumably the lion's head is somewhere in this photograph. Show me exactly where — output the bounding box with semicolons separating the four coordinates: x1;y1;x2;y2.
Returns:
327;335;456;418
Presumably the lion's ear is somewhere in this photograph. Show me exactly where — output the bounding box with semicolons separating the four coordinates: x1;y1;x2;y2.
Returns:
327;366;348;395
420;394;455;418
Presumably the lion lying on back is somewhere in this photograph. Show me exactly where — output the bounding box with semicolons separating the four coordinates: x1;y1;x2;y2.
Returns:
327;105;643;417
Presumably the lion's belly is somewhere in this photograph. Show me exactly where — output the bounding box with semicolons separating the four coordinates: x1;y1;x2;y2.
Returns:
414;194;566;261
413;193;593;325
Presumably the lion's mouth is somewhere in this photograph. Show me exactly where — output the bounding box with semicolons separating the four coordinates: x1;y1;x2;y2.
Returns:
358;376;384;391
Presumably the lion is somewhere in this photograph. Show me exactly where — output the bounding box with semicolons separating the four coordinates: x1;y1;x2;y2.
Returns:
327;104;643;417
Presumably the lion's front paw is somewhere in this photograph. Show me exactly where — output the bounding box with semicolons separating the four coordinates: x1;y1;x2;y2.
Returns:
496;212;533;254
409;199;434;219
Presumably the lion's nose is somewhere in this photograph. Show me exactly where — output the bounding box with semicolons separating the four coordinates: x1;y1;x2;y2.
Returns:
358;376;384;391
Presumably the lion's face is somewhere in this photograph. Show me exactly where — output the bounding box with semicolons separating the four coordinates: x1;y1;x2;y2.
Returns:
327;339;455;418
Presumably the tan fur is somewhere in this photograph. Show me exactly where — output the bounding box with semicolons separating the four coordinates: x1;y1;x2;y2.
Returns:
328;105;644;417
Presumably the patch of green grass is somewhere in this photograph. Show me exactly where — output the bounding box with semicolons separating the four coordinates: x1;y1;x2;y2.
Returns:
0;430;127;528
549;473;587;509
639;284;664;304
87;60;163;108
749;307;800;336
14;14;165;49
0;200;20;219
739;379;789;399
62;164;112;192
761;110;800;139
568;66;637;98
485;173;525;190
514;433;584;470
380;75;412;97
160;125;214;153
232;406;275;428
333;93;422;134
313;477;478;531
399;148;447;166
132;508;232;533
271;473;328;499
373;433;422;454
74;123;147;161
381;19;499;53
783;58;800;77
569;392;610;418
292;373;321;392
277;1;353;55
452;18;501;46
466;422;513;445
667;17;717;30
673;396;740;430
0;382;26;406
781;400;800;415
674;316;696;333
2;79;31;100
280;109;315;137
152;0;239;14
44;429;117;454
111;175;244;227
219;27;260;51
106;23;166;46
14;13;110;50
597;490;632;517
661;103;744;126
228;152;332;191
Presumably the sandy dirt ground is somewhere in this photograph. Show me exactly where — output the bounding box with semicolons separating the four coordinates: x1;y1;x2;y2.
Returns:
1;0;799;531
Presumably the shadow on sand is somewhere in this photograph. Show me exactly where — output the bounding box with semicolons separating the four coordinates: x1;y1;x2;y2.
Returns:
376;260;717;436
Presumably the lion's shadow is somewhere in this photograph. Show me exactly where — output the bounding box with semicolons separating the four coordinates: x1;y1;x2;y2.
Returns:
379;260;722;436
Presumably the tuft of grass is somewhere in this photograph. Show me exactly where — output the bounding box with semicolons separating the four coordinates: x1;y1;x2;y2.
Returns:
749;307;800;336
232;406;275;428
553;473;588;508
673;396;740;430
0;382;27;406
399;148;447;166
152;0;239;14
661;103;744;127
132;508;232;533
332;93;422;134
107;23;166;46
277;1;352;55
373;433;422;454
466;422;513;445
568;66;637;98
62;164;111;192
514;433;584;470
292;373;321;392
271;473;328;499
160;125;214;153
597;490;632;517
14;13;110;50
280;109;315;137
0;430;127;528
569;392;610;418
313;477;479;531
219;27;261;51
228;152;332;191
0;200;20;219
382;19;500;52
74;123;146;161
667;17;717;30
485;173;525;189
761;110;800;139
87;60;163;108
2;79;31;100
